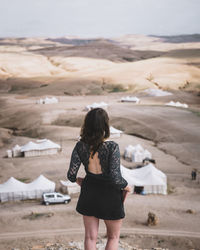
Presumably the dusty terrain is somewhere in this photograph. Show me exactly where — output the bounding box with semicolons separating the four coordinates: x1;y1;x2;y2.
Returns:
0;35;200;250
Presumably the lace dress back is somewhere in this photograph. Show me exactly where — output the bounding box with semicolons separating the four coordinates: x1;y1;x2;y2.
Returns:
67;140;128;189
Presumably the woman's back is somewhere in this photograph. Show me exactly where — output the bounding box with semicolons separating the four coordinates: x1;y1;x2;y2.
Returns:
67;140;127;189
88;152;102;174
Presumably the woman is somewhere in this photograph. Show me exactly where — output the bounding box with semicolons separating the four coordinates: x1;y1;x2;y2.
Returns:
67;108;131;250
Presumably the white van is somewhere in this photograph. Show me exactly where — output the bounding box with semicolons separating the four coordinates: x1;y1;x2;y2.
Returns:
42;192;71;205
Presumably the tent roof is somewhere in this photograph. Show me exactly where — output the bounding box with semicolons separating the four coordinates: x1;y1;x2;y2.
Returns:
121;164;167;186
0;177;27;192
27;175;55;190
121;96;140;103
110;126;123;134
20;139;60;152
125;144;145;153
85;102;108;110
165;101;188;108
12;144;21;150
0;175;55;193
144;88;172;97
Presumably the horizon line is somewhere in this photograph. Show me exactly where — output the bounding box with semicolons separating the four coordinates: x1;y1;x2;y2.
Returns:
0;33;200;40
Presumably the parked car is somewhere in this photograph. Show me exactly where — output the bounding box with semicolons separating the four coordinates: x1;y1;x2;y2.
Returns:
42;192;71;205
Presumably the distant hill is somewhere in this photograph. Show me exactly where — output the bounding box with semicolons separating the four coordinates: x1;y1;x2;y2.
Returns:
150;34;200;43
46;37;99;46
0;34;200;95
31;39;163;62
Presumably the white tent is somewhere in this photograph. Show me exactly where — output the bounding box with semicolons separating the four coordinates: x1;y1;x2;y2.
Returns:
144;88;172;97
85;102;108;111
60;180;80;195
6;150;12;158
121;164;167;195
12;144;22;157
110;126;123;138
20;139;61;157
0;175;55;202
165;101;188;108
124;144;152;163
36;97;58;104
0;177;27;202
121;96;140;104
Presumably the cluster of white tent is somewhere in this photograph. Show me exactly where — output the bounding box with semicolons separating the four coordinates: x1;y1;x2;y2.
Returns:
121;164;167;195
61;164;167;195
119;90;189;110
85;102;108;111
36;97;58;104
165;101;188;108
7;139;61;158
120;96;140;104
124;144;152;163
0;175;55;202
143;88;172;97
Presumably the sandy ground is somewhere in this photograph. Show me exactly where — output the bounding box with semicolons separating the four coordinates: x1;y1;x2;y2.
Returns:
0;91;200;250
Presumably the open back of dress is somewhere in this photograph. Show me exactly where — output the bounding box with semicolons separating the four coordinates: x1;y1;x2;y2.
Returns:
88;152;103;174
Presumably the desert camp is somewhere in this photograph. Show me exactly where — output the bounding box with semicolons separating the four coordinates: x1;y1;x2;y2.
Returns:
0;0;200;249
124;144;152;163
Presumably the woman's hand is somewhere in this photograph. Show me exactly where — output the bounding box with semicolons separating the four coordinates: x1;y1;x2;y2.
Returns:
124;185;132;192
122;185;132;202
76;177;84;186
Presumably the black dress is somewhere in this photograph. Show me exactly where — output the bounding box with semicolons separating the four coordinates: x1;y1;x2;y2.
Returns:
67;141;128;220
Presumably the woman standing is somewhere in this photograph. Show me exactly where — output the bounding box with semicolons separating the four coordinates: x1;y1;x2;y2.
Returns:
67;108;131;250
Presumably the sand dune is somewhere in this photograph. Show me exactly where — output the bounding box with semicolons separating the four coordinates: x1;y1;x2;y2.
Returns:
0;35;200;94
0;52;65;78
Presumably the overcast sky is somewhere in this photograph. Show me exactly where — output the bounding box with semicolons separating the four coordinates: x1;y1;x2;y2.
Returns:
0;0;199;38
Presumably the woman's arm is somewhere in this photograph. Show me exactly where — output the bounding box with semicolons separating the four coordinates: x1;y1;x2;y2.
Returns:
76;177;84;186
67;142;81;182
109;143;128;189
122;186;132;202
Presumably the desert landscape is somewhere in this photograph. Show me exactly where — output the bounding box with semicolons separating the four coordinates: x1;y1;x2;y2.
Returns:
0;34;200;250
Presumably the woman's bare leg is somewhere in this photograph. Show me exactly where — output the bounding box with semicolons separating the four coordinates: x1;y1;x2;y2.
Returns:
104;219;123;250
83;215;99;250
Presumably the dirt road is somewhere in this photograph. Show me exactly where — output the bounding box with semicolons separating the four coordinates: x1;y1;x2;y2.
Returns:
0;227;200;240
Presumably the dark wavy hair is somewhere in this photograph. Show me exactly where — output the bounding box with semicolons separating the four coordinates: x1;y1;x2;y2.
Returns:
80;108;110;157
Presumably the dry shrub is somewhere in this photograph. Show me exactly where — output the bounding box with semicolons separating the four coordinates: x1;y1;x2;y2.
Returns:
186;209;195;214
147;212;159;226
22;212;54;220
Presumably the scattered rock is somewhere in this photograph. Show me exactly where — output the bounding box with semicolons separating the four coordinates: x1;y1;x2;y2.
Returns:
31;245;45;249
152;248;169;250
186;209;195;214
147;212;159;226
186;239;194;248
30;239;169;250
